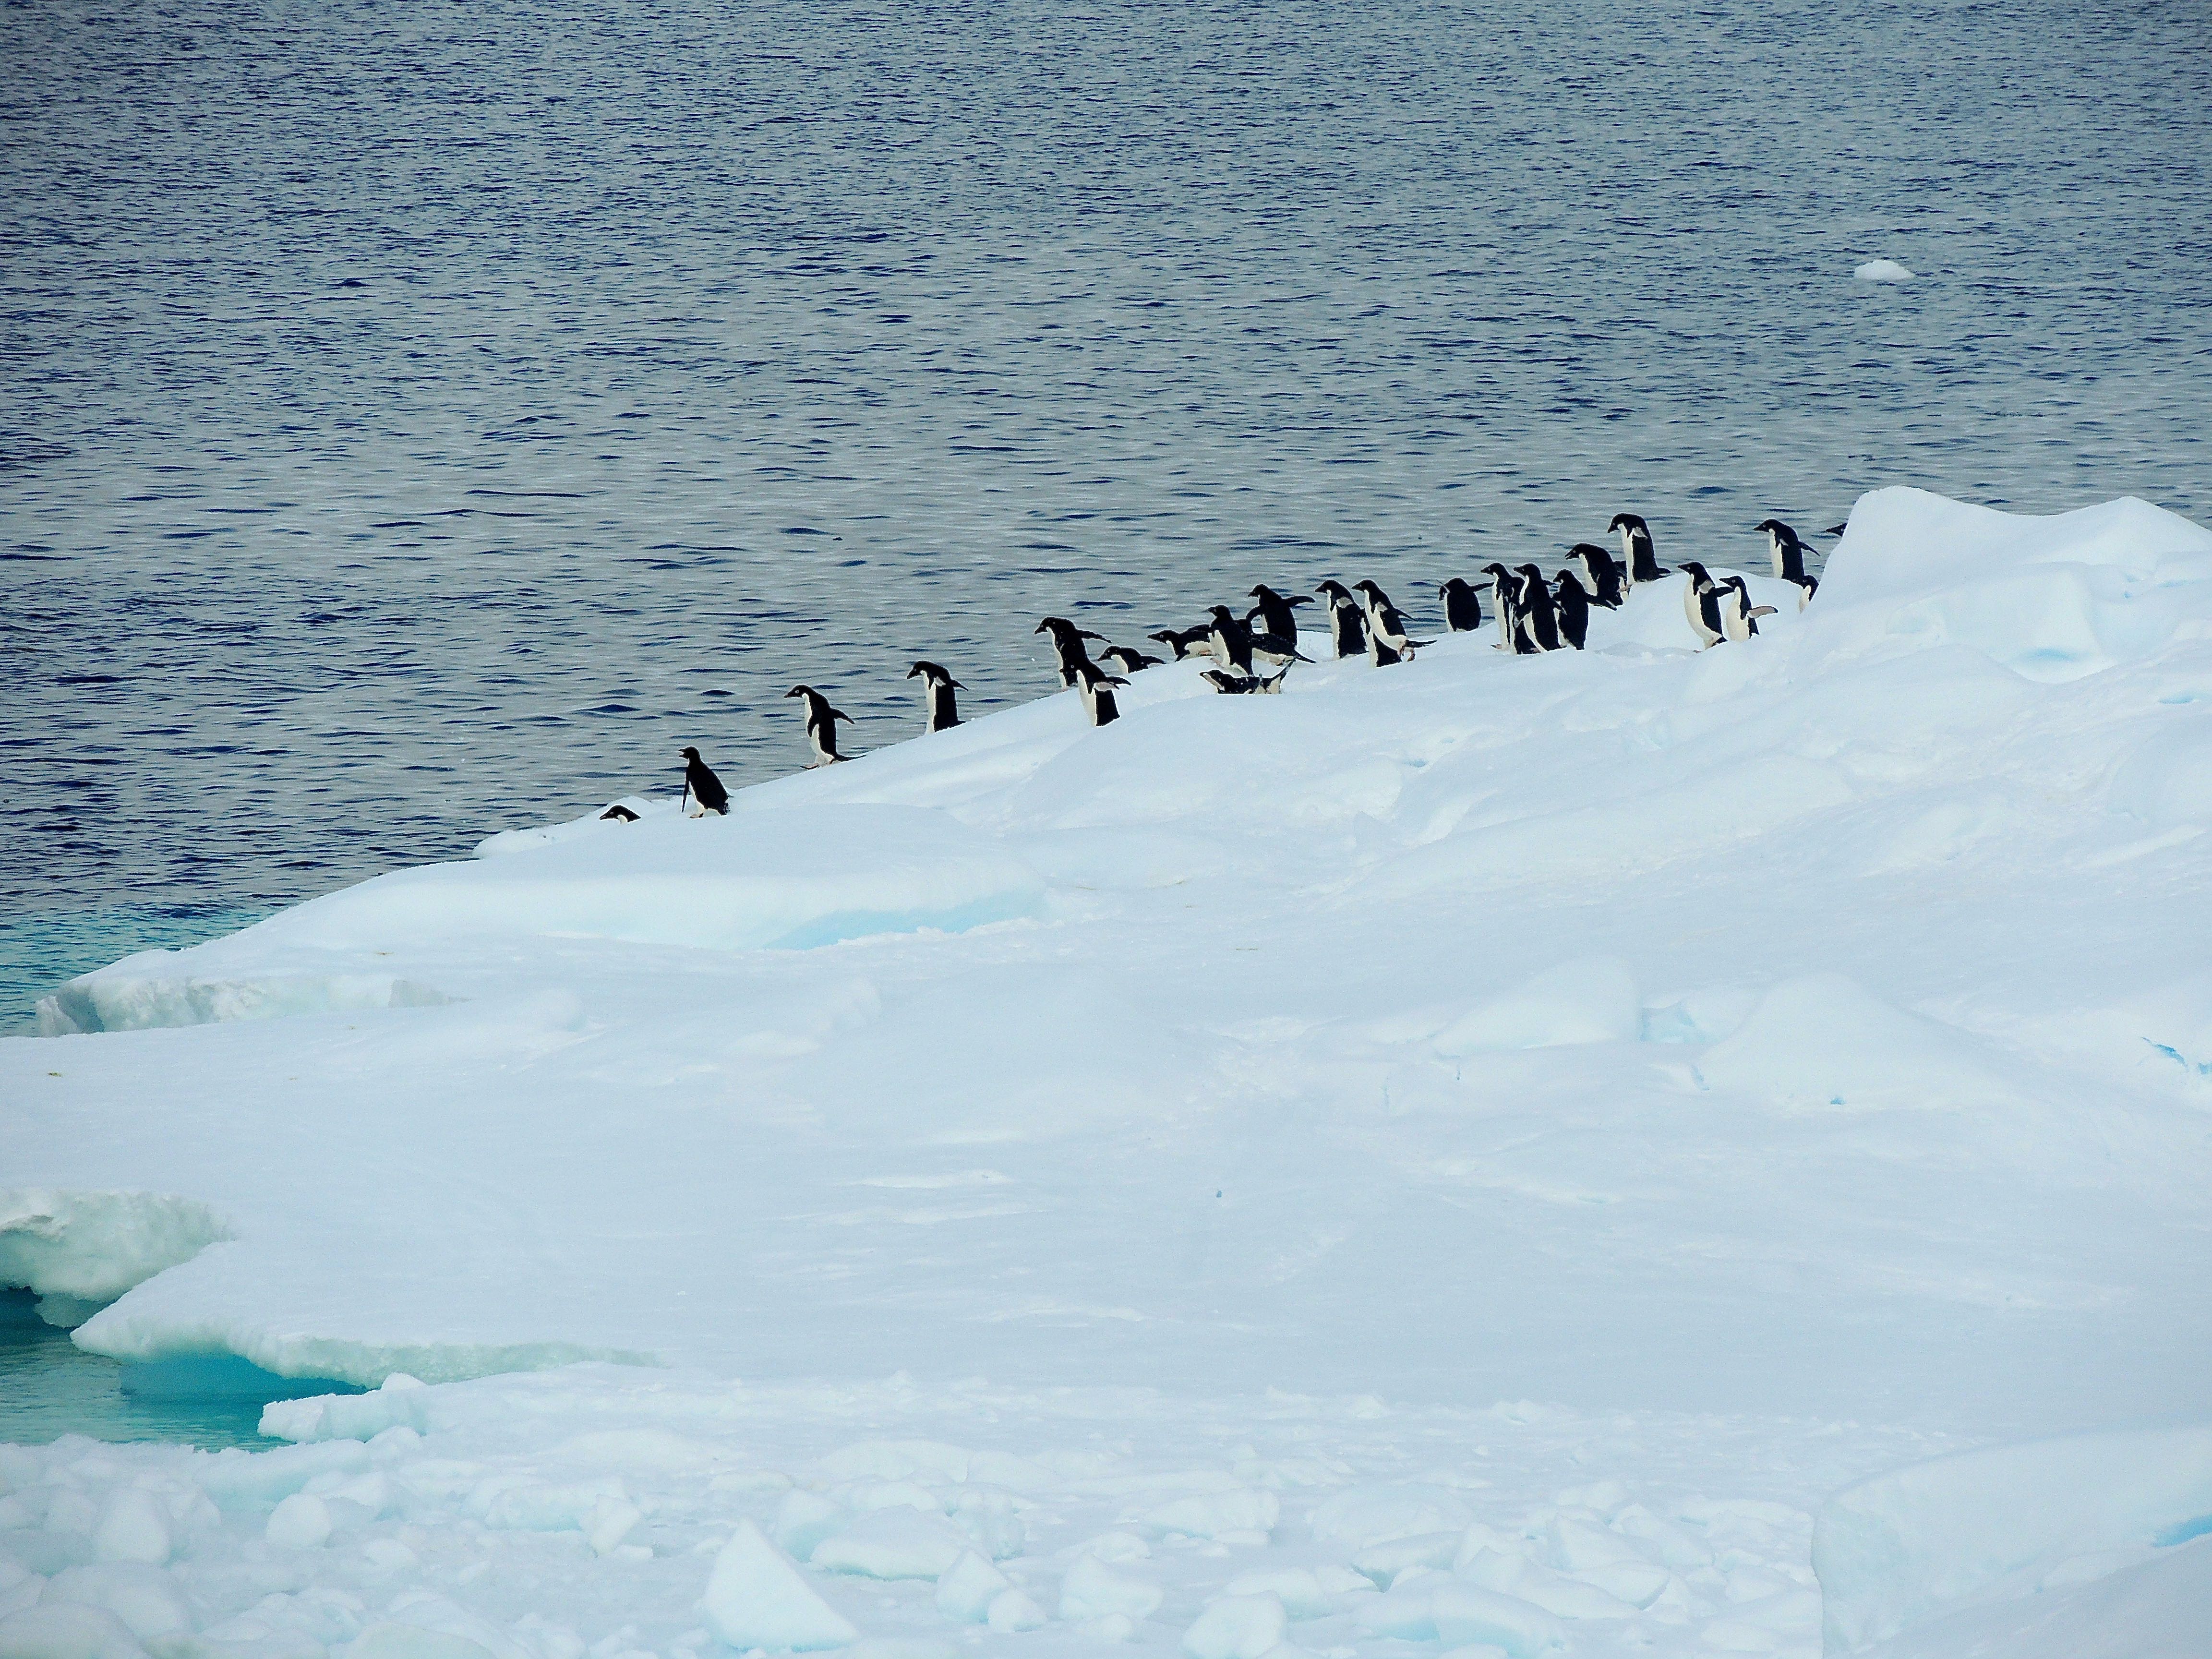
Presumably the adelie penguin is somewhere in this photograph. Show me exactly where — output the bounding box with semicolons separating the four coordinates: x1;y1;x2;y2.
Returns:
1148;625;1218;663
1202;666;1289;695
1675;563;1725;649
1511;565;1562;652
1782;571;1819;610
1352;580;1425;664
1034;616;1105;687
1717;576;1778;642
1552;570;1594;649
1753;518;1814;583
1567;543;1625;608
1070;659;1127;726
1099;645;1162;676
1246;584;1312;645
600;802;641;823
1314;580;1370;660
1609;512;1671;588
905;661;964;733
1480;563;1521;652
1439;577;1484;633
679;746;730;816
783;685;854;765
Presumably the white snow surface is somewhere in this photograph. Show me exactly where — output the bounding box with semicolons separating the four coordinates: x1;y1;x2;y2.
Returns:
7;489;2212;1657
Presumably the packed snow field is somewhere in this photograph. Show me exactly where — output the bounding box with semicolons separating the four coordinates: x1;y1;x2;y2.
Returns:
6;490;2212;1655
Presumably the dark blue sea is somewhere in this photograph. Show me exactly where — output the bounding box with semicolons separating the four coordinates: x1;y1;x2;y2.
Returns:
5;0;2209;1021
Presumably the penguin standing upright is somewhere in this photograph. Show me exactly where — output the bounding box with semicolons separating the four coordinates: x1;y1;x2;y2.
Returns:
1512;565;1562;651
1246;585;1313;645
1314;580;1370;659
1717;576;1779;641
1352;580;1424;663
1070;659;1127;726
1204;606;1260;679
1567;543;1625;608
679;746;729;816
1480;564;1520;652
1439;577;1484;633
1552;570;1593;649
905;661;964;733
1675;564;1724;649
784;685;854;765
1610;513;1671;588
1753;518;1813;583
1035;617;1105;687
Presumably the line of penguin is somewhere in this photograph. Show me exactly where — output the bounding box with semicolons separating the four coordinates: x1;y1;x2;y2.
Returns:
660;515;1834;817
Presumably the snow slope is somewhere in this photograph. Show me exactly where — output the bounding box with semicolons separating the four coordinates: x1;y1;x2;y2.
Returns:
5;490;2211;1656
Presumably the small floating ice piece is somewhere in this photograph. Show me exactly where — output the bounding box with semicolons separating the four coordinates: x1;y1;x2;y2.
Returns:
1854;259;1915;282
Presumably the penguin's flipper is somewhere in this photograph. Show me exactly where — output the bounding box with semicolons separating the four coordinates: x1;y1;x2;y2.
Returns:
1751;605;1778;618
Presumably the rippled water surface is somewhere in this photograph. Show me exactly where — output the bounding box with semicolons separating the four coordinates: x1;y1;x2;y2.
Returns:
4;0;2209;1019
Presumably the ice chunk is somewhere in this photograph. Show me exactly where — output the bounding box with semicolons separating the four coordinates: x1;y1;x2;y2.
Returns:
36;972;452;1036
89;1491;169;1566
1307;1485;1475;1551
985;1589;1046;1633
1853;259;1914;281
1180;1592;1286;1659
351;1626;501;1659
1146;1485;1278;1539
700;1520;859;1651
1696;973;2013;1108
1223;1568;1332;1618
775;1490;854;1559
0;1190;231;1304
1435;959;1641;1053
935;1550;1013;1622
266;1492;334;1549
41;1563;191;1645
0;1602;150;1659
810;1506;967;1580
1813;1423;2212;1651
1059;1555;1163;1623
1352;1529;1462;1585
1428;1584;1565;1657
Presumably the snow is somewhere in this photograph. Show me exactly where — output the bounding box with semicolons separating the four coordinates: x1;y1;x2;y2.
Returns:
6;488;2212;1657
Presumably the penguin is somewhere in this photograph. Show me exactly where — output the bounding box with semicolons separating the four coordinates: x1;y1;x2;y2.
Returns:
1352;580;1426;663
1202;666;1290;695
1035;616;1105;687
1609;512;1671;587
1552;570;1593;649
1148;625;1218;663
679;746;730;815
1512;565;1561;652
1717;576;1779;642
905;661;963;733
783;685;854;765
1099;645;1163;676
1480;563;1521;652
1823;522;1849;537
600;803;641;823
1249;626;1313;668
1439;577;1484;633
1246;584;1313;645
1752;518;1813;582
1070;659;1126;726
1314;580;1370;659
1783;571;1819;610
1567;542;1624;608
1674;563;1725;649
1204;605;1260;679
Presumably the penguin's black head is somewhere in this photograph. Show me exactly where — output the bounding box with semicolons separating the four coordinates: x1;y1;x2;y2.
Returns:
1316;579;1350;600
1569;542;1608;560
784;685;811;699
1208;604;1235;621
1352;579;1381;597
1823;523;1848;537
1481;562;1510;577
1680;562;1711;580
1248;584;1274;600
1753;517;1797;539
1516;563;1543;578
1609;512;1647;533
681;746;701;761
1557;570;1584;590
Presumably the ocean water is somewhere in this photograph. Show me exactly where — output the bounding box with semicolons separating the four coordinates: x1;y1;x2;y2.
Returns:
4;0;2208;1022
